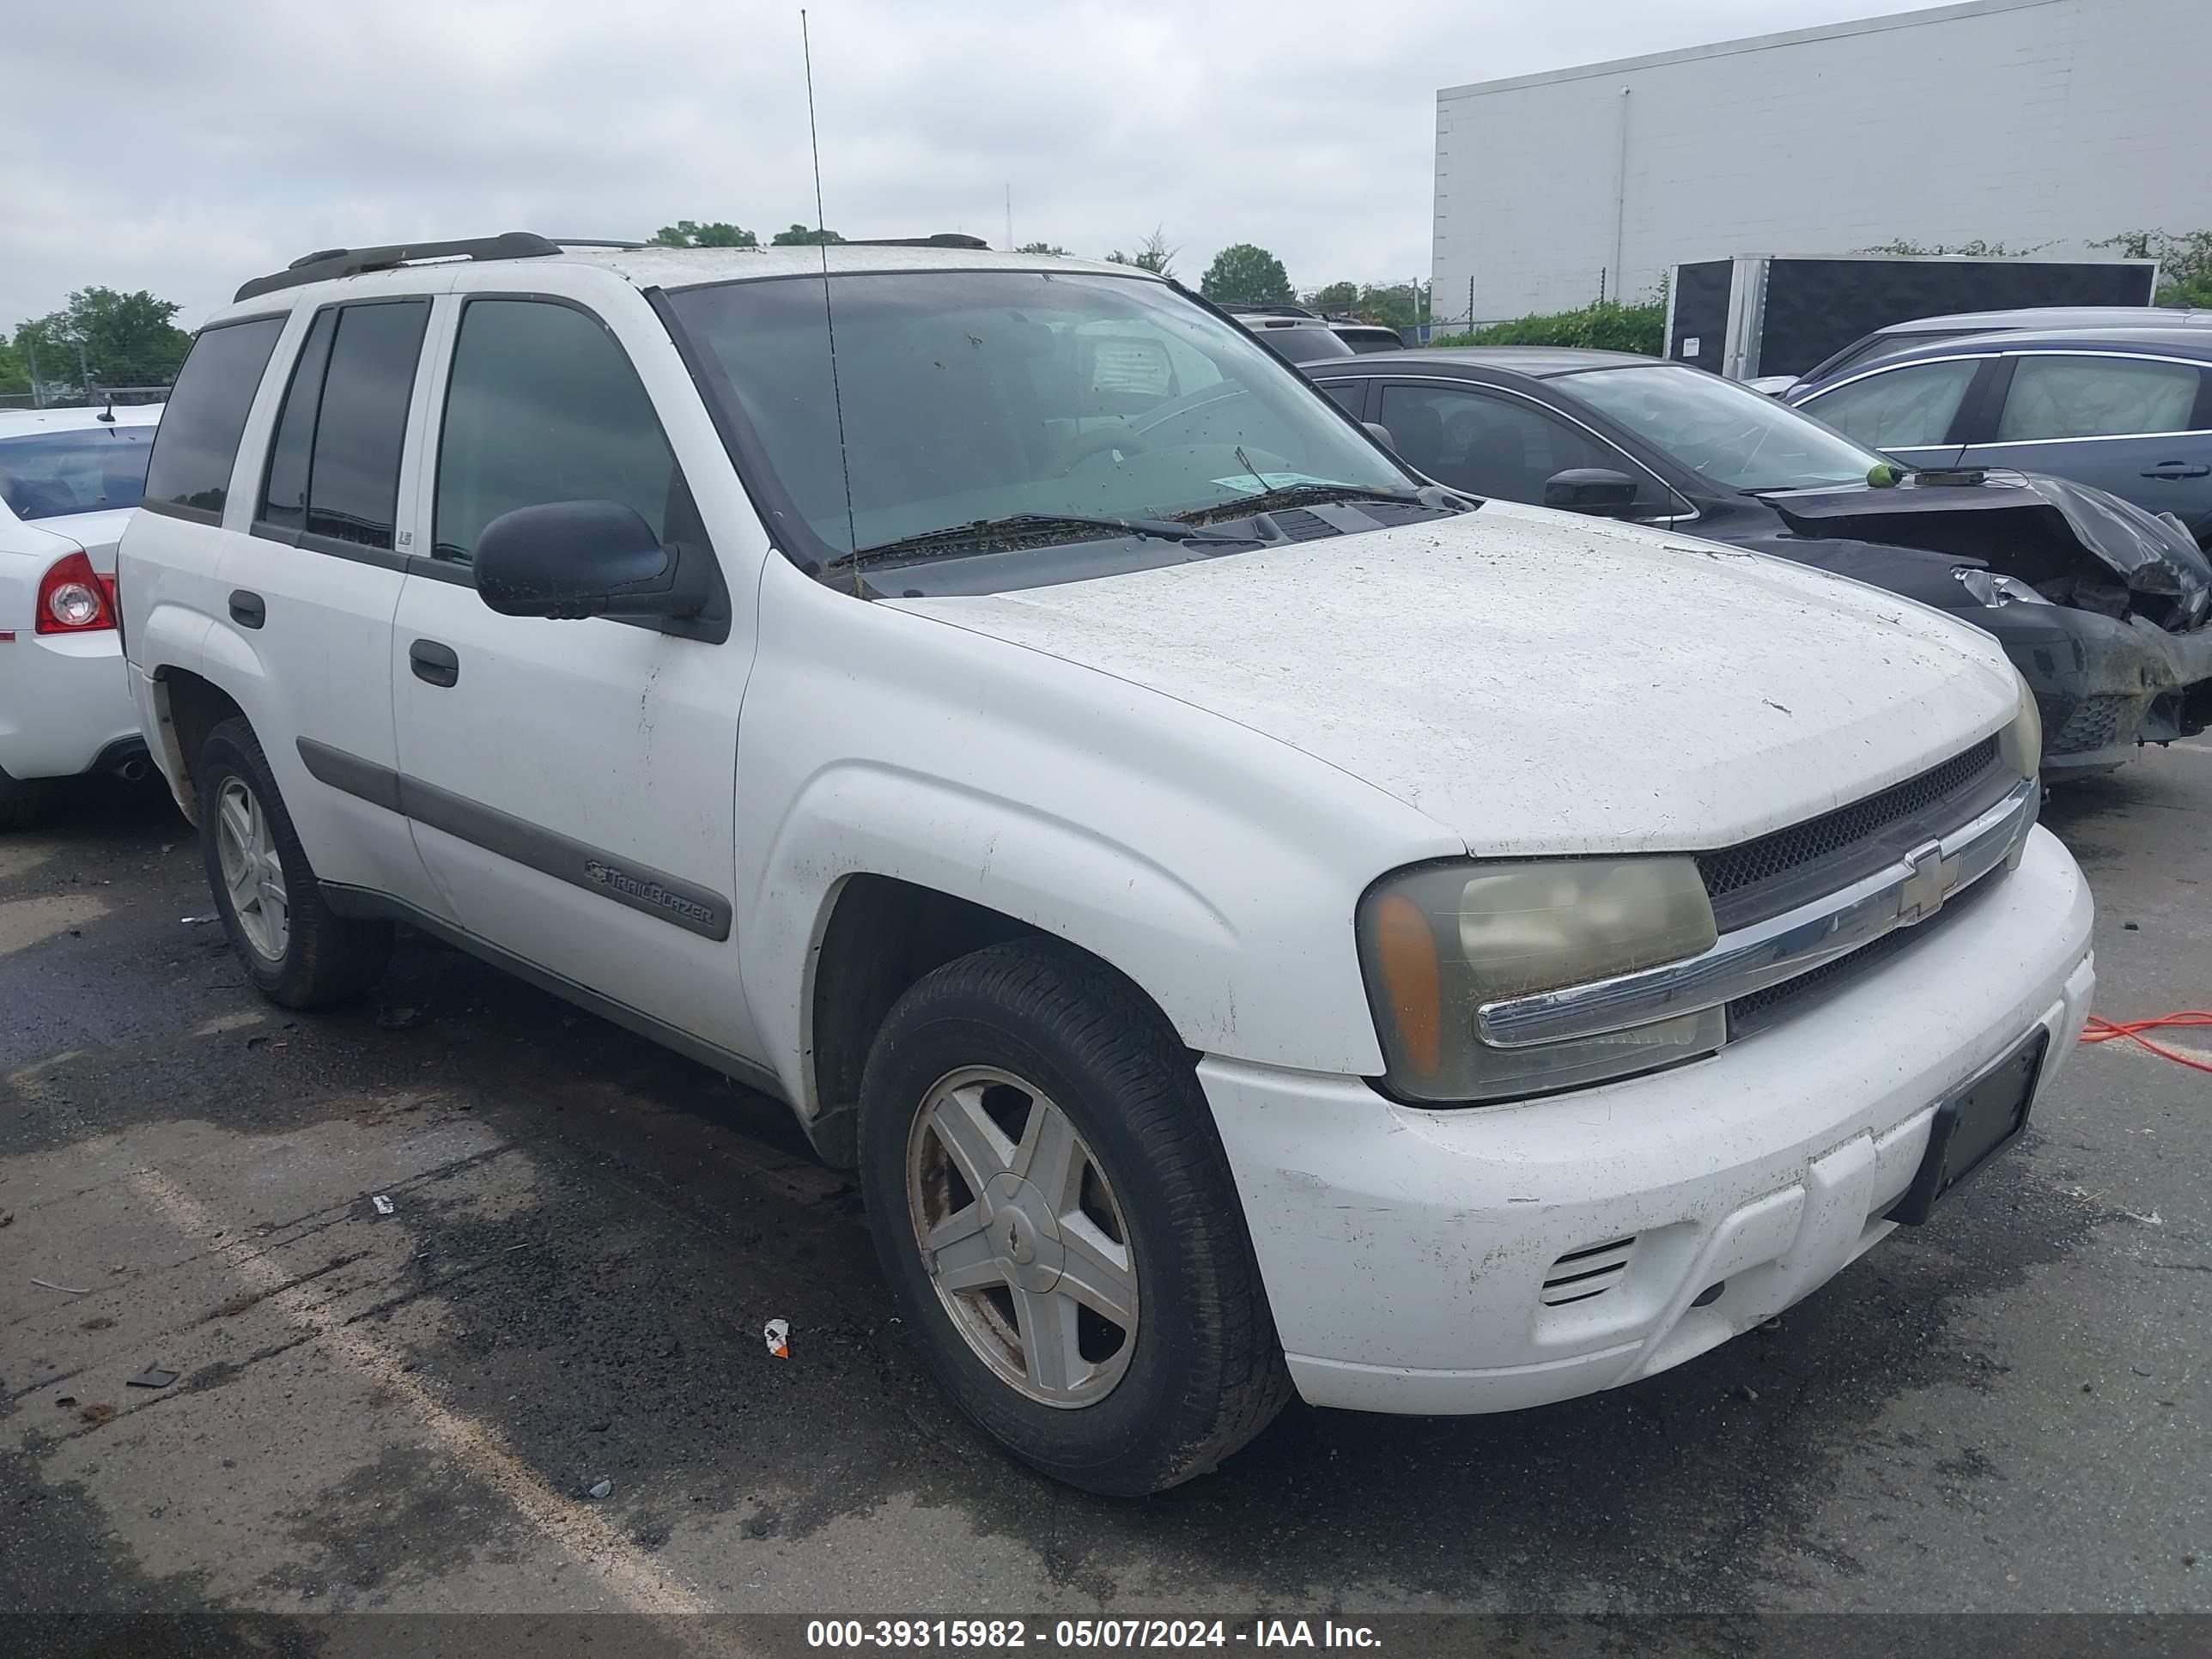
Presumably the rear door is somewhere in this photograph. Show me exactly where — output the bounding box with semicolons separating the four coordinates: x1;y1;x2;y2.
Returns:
218;294;450;912
1961;350;2212;540
1795;356;1990;470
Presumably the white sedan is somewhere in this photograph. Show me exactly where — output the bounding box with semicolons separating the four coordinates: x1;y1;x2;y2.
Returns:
0;403;161;828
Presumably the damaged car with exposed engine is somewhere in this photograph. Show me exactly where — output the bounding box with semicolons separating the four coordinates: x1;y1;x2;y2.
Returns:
1308;346;2212;777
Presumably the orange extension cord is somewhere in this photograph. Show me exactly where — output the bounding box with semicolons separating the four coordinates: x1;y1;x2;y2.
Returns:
2080;1012;2212;1074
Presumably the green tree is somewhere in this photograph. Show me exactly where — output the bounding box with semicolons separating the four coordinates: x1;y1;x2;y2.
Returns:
0;337;28;397
1858;237;2050;258
1015;241;1068;257
1104;228;1177;277
1431;295;1665;356
2095;228;2212;307
649;220;758;247
769;224;845;246
1200;243;1292;306
14;287;191;398
1307;281;1360;313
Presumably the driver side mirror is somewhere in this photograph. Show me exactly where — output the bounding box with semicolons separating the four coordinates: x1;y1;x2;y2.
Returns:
1543;467;1639;517
475;501;711;623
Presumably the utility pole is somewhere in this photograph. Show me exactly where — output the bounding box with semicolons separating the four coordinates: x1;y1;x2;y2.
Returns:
24;336;41;409
76;342;92;403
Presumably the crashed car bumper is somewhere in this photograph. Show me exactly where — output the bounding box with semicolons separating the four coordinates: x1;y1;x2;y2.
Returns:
1200;830;2093;1415
1982;603;2212;775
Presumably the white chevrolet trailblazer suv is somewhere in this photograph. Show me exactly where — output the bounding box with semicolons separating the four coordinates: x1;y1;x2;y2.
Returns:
2;403;161;826
119;233;2093;1494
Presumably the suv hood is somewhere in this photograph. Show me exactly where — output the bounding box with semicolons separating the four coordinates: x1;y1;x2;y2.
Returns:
885;505;2020;855
1765;470;2212;633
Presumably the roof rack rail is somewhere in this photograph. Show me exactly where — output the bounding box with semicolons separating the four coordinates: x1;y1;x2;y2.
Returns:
234;231;562;302
844;234;992;249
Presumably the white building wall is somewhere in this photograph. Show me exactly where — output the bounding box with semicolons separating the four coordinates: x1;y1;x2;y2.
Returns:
1432;0;2212;325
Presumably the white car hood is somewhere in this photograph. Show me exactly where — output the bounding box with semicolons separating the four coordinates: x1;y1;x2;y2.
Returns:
884;505;2021;855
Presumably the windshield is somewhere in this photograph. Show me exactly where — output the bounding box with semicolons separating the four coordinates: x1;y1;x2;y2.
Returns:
666;270;1413;557
1556;363;1888;491
0;424;155;521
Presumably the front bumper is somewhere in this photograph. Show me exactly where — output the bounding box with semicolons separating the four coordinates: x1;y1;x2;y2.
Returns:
1987;604;2212;775
0;627;143;782
1200;826;2094;1415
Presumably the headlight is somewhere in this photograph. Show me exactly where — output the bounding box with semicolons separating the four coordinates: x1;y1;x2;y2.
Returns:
1997;676;2042;783
1954;567;2051;609
1356;857;1723;1103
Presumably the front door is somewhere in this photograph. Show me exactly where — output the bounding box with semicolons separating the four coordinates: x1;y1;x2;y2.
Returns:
389;293;760;1058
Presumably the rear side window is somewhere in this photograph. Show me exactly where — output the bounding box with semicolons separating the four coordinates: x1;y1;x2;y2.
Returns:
1996;355;2204;441
433;300;677;566
143;318;284;521
1805;358;1980;450
257;300;429;551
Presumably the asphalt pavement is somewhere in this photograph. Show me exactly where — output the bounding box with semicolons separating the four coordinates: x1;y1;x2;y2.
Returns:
3;742;2206;1640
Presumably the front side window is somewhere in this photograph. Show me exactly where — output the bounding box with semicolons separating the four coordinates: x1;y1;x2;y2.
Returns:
1996;355;2203;441
1798;359;1979;453
434;300;678;566
666;270;1417;561
1378;383;1644;506
143;317;284;520
0;425;155;521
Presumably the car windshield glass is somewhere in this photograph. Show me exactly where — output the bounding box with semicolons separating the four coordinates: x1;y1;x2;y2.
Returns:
1558;363;1887;490
0;424;155;520
667;270;1414;557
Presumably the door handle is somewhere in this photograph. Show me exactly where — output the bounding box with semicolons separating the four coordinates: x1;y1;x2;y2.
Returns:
228;590;265;629
2140;461;2211;479
409;639;460;688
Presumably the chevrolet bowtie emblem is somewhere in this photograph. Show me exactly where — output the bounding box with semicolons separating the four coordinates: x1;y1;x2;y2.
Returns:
1896;839;1958;925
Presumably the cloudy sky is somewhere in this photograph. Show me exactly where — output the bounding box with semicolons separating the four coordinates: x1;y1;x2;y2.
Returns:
6;0;1881;330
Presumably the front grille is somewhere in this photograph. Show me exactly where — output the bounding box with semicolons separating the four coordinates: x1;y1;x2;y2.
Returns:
2049;694;2132;757
1540;1237;1638;1307
1725;874;1985;1042
1697;737;2006;932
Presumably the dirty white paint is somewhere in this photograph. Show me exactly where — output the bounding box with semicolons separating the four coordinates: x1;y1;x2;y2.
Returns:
0;892;108;956
890;504;2021;855
124;1166;716;1620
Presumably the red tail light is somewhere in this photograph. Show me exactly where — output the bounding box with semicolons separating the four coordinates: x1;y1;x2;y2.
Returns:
35;550;117;635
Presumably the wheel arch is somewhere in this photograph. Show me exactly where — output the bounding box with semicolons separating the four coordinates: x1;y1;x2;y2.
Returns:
144;666;250;825
800;874;1186;1169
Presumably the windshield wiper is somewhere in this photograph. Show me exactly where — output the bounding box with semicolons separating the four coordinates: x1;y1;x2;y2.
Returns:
1176;481;1428;521
830;512;1256;569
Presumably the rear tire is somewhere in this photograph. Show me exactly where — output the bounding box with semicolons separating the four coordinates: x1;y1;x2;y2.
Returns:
858;939;1291;1495
196;718;392;1007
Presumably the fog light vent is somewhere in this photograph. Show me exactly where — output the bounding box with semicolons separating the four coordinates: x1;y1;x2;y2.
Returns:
1540;1236;1638;1306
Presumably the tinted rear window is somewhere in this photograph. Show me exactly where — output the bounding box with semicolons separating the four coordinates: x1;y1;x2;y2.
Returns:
1249;325;1355;364
0;426;155;521
143;318;284;521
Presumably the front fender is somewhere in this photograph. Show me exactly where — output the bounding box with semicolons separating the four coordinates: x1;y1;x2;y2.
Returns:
733;564;1461;1106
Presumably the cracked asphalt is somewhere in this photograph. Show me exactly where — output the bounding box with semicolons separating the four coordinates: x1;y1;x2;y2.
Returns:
3;742;2207;1637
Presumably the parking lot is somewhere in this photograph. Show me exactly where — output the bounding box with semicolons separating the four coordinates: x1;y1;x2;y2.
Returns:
3;740;2206;1630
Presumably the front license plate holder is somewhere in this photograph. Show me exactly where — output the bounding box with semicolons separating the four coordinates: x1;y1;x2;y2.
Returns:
1887;1027;2049;1225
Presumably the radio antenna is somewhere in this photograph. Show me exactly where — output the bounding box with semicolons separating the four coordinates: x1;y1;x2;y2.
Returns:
800;8;862;590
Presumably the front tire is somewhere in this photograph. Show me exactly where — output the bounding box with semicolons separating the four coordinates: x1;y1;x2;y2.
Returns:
196;718;392;1007
858;940;1291;1494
